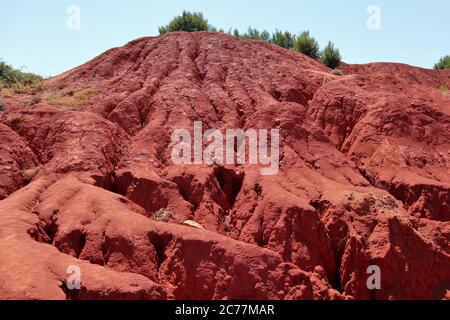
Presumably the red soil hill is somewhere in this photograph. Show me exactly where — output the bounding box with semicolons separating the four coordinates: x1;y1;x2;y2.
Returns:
0;32;449;300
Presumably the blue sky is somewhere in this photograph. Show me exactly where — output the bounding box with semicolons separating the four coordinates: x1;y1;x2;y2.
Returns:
1;0;449;77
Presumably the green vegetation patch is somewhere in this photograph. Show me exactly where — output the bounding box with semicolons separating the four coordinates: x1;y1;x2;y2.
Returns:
0;60;42;89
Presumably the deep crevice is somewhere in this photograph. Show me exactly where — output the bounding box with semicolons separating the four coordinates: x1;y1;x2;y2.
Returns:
213;167;245;208
309;199;332;216
43;213;59;244
148;232;173;270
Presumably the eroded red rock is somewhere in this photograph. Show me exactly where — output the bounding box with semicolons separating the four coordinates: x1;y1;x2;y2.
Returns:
0;32;449;300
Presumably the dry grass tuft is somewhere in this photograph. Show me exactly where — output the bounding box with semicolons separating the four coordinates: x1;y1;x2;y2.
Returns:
45;87;97;110
22;168;39;184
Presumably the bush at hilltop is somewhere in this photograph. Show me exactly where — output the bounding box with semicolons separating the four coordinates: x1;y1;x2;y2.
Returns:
434;55;450;70
271;30;295;50
320;42;342;69
159;11;212;34
293;31;320;57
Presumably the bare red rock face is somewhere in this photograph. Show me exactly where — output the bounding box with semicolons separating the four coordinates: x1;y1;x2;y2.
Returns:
0;32;449;300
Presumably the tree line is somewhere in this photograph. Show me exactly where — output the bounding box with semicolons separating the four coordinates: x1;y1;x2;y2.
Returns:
159;11;450;71
159;11;341;69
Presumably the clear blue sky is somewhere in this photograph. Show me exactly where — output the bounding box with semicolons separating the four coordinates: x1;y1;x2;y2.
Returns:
1;0;449;77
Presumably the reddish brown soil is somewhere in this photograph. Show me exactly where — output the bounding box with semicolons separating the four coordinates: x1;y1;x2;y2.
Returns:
0;32;449;300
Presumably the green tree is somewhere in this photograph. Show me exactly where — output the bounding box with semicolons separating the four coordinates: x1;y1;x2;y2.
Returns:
320;42;342;69
231;28;241;38
240;27;270;41
271;30;295;49
434;55;450;70
260;30;271;41
159;11;212;34
293;31;320;57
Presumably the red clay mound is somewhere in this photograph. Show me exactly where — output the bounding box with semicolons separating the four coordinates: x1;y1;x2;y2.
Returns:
0;32;449;300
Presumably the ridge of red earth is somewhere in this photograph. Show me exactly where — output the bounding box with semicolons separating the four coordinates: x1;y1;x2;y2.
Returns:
0;32;449;300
